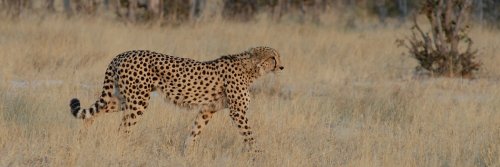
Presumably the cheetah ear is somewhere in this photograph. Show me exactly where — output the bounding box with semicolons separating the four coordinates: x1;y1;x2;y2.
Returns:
247;47;270;65
247;47;273;76
242;48;261;73
246;47;259;64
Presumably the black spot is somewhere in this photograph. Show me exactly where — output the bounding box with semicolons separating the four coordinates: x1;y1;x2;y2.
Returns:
94;103;100;113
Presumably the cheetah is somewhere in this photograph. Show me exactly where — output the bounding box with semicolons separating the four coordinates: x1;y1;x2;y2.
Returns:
69;46;284;151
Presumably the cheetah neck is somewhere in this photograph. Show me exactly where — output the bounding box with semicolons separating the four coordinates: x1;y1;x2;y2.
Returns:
207;52;259;79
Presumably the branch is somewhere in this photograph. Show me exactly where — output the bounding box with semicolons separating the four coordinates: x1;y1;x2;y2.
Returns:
431;0;446;53
413;16;433;52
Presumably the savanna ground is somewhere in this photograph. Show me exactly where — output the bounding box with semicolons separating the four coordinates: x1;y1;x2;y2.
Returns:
0;14;500;166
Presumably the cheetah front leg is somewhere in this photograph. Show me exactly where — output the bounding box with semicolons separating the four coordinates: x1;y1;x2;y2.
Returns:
183;108;217;154
226;90;258;152
228;106;257;151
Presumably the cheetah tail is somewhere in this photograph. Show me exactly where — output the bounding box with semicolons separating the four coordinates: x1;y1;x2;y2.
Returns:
69;97;105;119
70;98;81;118
70;64;117;119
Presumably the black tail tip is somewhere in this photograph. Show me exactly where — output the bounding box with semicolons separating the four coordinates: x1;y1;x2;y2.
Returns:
70;98;80;117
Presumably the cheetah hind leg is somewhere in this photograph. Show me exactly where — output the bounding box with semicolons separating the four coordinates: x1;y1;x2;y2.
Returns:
118;102;147;134
182;109;217;155
77;96;119;142
76;118;95;143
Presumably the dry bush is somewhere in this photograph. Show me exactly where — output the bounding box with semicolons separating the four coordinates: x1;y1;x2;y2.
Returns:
222;0;258;21
398;0;481;78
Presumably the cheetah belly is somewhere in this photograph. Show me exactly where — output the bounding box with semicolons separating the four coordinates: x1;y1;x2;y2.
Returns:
160;74;224;106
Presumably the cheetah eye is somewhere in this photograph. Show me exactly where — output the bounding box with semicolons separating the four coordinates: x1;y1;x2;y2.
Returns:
270;57;277;69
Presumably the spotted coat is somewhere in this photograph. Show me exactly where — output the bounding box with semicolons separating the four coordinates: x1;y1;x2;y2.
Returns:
69;46;284;150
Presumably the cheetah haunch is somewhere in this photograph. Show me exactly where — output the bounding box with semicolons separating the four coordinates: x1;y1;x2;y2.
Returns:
69;46;284;151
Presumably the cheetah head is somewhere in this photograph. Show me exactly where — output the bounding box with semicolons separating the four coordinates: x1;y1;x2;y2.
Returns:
248;46;284;76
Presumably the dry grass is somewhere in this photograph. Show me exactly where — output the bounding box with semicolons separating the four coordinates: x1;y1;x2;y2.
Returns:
1;15;500;166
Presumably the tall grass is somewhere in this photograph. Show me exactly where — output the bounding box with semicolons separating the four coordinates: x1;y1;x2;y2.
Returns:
1;15;500;166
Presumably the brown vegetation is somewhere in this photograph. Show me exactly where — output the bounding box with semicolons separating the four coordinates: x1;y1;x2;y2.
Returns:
0;14;500;166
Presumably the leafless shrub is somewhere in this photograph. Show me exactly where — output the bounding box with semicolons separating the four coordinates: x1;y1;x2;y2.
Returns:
222;0;258;21
397;0;481;78
2;0;32;18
